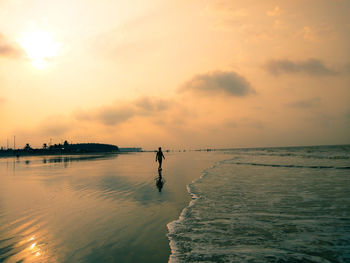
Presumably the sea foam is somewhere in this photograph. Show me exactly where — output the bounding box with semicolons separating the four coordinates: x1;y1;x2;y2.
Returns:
167;145;350;262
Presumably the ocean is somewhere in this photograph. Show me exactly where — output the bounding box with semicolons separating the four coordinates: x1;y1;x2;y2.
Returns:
0;145;349;262
168;145;350;262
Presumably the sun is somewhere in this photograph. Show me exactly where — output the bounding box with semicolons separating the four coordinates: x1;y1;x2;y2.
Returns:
19;31;61;68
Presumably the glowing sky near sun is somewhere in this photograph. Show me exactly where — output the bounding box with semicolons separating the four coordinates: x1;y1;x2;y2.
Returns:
19;30;61;68
0;0;349;149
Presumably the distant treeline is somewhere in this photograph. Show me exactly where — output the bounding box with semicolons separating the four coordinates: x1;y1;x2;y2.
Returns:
0;141;119;157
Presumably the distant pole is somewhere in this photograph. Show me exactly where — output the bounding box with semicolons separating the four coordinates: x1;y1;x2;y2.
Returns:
50;138;52;146
14;136;16;150
7;138;8;150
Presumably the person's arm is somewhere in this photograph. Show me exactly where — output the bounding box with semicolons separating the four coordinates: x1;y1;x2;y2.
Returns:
162;152;165;159
155;152;158;162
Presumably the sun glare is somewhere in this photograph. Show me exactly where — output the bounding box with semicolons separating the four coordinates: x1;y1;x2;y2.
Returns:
19;31;61;68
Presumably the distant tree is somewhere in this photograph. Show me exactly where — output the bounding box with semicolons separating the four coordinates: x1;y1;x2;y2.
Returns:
24;143;32;151
64;140;69;148
43;143;47;150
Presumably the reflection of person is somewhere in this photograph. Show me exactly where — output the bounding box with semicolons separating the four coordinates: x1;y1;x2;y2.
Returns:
156;169;164;192
155;147;165;169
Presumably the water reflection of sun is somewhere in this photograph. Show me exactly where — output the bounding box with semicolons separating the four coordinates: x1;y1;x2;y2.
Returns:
19;30;61;69
28;236;41;257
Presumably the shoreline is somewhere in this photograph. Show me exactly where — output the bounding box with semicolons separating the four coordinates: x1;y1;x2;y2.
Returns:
166;158;230;262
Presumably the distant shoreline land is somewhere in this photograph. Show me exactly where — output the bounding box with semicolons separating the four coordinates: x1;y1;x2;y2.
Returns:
0;140;142;157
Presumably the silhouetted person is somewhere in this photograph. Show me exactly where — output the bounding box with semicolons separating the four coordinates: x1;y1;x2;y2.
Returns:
156;147;165;170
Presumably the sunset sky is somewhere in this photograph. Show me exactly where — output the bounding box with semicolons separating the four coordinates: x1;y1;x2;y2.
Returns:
1;0;349;149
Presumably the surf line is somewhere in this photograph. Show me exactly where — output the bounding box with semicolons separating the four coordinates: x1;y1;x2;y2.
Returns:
166;159;228;262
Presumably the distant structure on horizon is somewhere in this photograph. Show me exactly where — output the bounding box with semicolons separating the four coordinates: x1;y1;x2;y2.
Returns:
59;142;119;153
119;147;142;152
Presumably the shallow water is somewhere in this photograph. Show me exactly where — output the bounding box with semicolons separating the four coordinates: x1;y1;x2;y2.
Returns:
0;152;227;263
168;145;350;262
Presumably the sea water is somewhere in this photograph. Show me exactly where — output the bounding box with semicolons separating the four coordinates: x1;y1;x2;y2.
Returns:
168;145;350;262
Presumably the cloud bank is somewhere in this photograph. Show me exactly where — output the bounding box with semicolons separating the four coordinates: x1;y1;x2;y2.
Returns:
264;59;337;76
178;71;254;96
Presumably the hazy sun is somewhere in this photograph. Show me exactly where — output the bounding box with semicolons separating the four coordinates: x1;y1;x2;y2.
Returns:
19;31;61;68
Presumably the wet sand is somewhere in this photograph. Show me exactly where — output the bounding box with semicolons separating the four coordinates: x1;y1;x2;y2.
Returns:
0;151;227;262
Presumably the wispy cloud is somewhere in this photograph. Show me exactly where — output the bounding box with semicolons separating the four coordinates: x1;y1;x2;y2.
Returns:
345;110;350;120
134;97;169;112
224;118;264;129
38;116;73;136
286;98;321;109
95;107;136;126
264;58;337;76
344;62;350;74
178;71;254;96
206;2;248;18
295;24;335;42
267;6;282;17
76;96;172;126
0;33;24;58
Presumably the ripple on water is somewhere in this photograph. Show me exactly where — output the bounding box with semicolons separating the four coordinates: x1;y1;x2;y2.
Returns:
0;214;52;263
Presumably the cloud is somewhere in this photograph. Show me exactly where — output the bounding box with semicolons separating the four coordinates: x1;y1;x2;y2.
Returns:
344;62;350;74
76;106;135;126
345;110;350;120
287;98;321;109
0;33;24;58
207;2;248;18
96;106;135;126
264;58;337;76
222;118;264;131
76;96;172;126
224;121;237;128
134;97;169;112
178;71;254;96
267;6;282;17
295;24;334;42
38;117;73;136
239;118;264;129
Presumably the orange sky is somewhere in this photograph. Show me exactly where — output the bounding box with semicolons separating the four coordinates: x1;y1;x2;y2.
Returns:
1;0;349;149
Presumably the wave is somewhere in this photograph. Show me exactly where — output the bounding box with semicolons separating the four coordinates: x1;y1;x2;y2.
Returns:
230;161;350;170
167;161;223;262
222;145;350;160
167;152;350;262
238;152;350;160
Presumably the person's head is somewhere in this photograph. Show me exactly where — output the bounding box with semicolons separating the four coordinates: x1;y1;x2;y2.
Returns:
158;147;161;151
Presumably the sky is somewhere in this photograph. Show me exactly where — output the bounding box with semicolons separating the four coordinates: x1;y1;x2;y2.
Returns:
0;0;349;150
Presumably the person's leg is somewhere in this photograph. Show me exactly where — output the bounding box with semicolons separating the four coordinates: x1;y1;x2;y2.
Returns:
158;159;162;169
